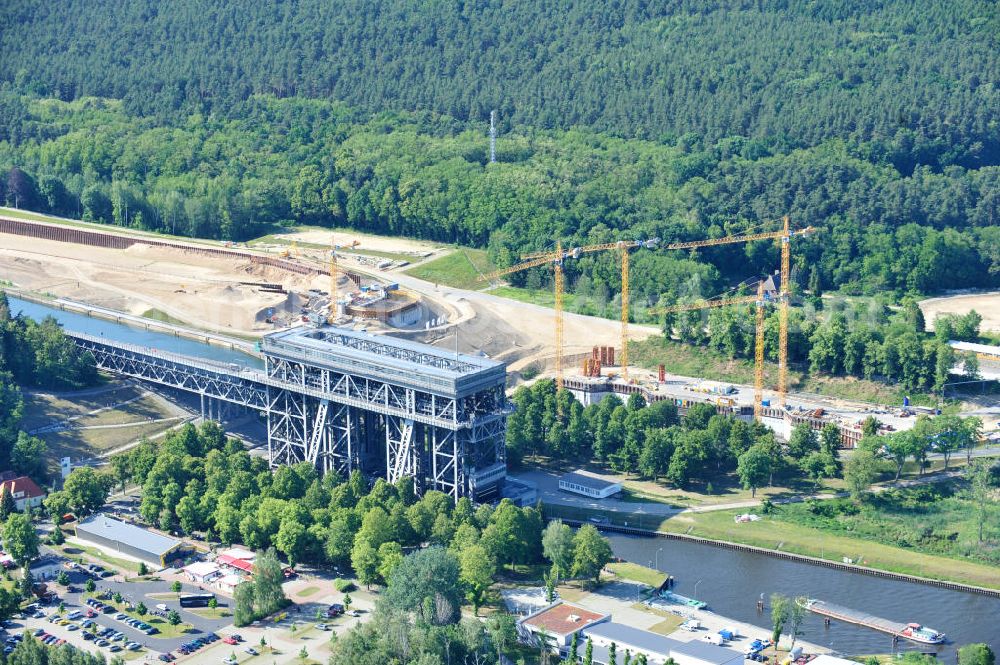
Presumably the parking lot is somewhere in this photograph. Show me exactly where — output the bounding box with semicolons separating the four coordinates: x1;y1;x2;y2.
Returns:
28;549;233;656
17;546;378;665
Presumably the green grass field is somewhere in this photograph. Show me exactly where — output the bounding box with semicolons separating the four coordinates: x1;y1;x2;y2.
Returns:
22;382;186;463
543;501;1000;590
404;249;496;290
607;562;665;587
141;308;189;326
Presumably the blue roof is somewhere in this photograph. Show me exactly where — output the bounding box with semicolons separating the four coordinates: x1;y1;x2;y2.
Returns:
77;514;181;557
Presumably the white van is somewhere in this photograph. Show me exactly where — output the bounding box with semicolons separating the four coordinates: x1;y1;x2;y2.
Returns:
701;634;724;646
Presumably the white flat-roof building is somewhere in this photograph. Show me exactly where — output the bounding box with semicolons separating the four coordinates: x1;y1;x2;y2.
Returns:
183;561;221;583
75;514;183;568
581;622;744;665
559;470;622;499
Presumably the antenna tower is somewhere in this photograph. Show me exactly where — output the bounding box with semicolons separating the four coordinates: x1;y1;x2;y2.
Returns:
489;110;497;164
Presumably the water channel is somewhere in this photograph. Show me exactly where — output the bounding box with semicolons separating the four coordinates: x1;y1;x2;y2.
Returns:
8;295;263;369
608;533;998;660
9;295;999;656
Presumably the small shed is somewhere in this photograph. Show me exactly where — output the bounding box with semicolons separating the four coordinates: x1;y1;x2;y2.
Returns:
75;514;183;568
558;470;622;499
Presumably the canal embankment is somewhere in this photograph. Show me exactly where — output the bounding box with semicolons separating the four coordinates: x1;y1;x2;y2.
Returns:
7;288;259;355
544;504;1000;595
603;531;1000;659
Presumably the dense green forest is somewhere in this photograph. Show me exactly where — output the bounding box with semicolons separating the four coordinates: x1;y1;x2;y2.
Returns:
3;1;999;167
1;95;998;301
1;1;999;300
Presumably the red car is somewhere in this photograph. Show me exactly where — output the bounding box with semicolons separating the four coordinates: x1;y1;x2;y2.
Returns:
222;637;238;645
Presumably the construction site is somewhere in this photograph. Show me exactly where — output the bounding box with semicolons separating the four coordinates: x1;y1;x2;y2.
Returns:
2;208;997;485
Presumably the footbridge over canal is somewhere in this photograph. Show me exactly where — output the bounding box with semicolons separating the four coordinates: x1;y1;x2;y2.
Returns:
68;327;509;501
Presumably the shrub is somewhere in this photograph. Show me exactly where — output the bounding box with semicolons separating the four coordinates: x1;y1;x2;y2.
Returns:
333;578;355;593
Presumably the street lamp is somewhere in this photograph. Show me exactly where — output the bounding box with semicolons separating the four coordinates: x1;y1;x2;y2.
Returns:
694;579;703;599
655;548;663;571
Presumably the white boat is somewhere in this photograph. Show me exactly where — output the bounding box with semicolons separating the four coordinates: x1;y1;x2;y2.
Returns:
899;623;946;645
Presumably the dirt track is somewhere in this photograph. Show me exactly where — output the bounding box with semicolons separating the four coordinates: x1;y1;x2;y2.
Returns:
920;291;1000;333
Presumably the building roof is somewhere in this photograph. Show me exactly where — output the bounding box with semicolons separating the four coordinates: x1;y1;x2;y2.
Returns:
263;326;505;397
0;476;46;499
949;340;1000;356
520;602;608;638
670;638;745;665
217;554;254;573
217;573;243;586
583;622;676;655
220;547;255;561
183;561;220;577
76;514;181;557
559;470;621;492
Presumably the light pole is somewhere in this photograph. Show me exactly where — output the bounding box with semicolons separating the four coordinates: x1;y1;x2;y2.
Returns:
694;579;703;600
655;548;663;571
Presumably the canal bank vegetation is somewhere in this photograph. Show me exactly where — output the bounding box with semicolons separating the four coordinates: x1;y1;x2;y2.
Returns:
662;508;1000;591
777;479;1000;567
0;290;101;481
509;378;987;506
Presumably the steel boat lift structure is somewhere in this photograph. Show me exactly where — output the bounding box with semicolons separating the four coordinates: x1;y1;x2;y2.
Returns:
70;326;509;502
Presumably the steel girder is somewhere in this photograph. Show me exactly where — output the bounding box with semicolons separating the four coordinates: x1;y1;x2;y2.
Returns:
69;332;508;500
76;336;268;408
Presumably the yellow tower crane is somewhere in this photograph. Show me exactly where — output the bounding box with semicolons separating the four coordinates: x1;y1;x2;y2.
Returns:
327;241;339;325
479;238;659;388
648;283;773;419
662;219;814;408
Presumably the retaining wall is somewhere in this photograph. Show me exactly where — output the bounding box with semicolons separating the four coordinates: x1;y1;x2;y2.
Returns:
0;215;328;277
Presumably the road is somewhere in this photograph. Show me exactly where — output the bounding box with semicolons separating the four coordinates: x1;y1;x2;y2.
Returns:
513;450;1000;519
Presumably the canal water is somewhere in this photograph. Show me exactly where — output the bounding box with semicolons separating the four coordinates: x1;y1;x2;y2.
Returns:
9;294;999;654
8;296;263;369
608;534;998;660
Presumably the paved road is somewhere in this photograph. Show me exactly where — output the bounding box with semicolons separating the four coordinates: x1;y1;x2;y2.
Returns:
30;548;232;653
513;451;1000;519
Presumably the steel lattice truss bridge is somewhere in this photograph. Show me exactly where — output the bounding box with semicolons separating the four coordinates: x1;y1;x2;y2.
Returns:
70;327;509;501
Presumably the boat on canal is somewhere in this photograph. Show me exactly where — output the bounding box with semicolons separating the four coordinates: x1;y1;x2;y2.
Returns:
797;598;945;645
659;590;707;609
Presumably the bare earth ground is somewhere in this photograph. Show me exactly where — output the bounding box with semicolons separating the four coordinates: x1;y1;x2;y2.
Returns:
0;233;338;334
920;291;1000;333
276;228;441;255
0;221;645;373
